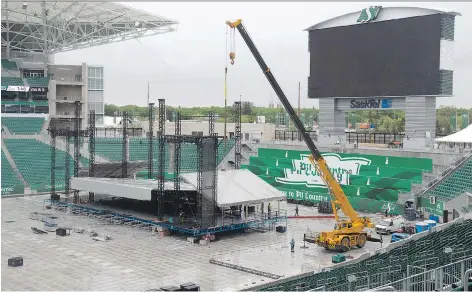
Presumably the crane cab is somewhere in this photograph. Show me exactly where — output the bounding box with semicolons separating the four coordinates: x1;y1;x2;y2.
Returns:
334;221;354;231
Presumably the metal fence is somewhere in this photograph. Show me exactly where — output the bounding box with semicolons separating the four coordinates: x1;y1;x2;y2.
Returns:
368;257;472;292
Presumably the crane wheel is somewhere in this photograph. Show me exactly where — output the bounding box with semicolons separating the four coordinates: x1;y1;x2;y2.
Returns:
357;234;367;248
341;237;350;249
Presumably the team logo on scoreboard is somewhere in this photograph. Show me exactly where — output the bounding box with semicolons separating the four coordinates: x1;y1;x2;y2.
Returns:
357;6;382;23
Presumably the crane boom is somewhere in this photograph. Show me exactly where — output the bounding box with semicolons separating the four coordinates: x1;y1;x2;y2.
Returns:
226;19;359;222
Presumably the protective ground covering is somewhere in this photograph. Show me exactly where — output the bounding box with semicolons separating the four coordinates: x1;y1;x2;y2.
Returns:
256;218;472;291
241;148;433;214
1;195;385;291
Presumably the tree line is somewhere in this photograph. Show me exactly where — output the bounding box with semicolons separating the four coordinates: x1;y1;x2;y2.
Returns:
105;104;471;135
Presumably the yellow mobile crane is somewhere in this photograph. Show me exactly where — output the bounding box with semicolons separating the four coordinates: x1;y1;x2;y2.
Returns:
226;19;375;252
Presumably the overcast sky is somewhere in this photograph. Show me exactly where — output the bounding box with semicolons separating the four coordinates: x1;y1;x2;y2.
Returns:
54;2;472;109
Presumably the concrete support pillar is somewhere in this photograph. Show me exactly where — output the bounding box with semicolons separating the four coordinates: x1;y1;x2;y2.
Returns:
318;98;346;146
404;97;436;150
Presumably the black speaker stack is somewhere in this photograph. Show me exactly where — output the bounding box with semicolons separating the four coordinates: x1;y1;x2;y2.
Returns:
318;201;333;214
8;256;23;267
276;226;287;233
56;228;68;236
443;209;449;223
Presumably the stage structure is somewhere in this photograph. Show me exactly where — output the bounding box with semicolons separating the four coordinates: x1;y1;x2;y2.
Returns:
49;104;94;203
148;102;155;179
174;111;182;194
234;101;242;169
157;99;166;219
153;99;219;228
48;99;233;232
88;110;96;202
122;111;129;178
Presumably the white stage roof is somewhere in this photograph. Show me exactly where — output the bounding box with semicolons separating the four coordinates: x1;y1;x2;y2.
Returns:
436;124;472;144
180;169;286;207
70;177;195;201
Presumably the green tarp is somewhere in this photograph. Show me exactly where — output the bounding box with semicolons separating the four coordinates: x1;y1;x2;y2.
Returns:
281;187;401;214
242;164;412;192
257;148;433;171
240;148;434;214
249;156;424;183
257;175;398;202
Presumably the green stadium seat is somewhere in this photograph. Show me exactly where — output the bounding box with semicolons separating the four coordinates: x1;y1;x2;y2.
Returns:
1;77;24;87
426;159;472;201
26;77;50;87
4;139;74;187
1;150;21;190
1;59;19;70
2;117;45;134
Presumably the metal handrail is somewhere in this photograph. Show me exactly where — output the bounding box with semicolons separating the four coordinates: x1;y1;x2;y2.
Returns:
369;257;472;292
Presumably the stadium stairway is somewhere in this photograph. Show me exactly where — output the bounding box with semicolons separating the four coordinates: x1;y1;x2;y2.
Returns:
1;139;28;188
414;153;472;202
34;134;108;166
1;125;12;135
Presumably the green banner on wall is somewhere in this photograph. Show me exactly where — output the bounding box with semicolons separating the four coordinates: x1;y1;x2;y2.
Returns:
419;197;444;216
462;113;470;129
31;183;65;193
450;113;457;132
1;184;25;195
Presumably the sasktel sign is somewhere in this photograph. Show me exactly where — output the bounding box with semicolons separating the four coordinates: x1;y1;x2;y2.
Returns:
350;98;392;109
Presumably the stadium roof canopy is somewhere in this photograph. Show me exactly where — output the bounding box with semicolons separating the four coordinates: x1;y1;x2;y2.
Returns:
1;1;178;55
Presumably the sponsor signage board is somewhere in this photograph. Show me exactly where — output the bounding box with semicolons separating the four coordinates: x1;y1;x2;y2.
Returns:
275;153;371;187
29;87;48;93
1;86;47;92
350;98;392;109
6;86;30;92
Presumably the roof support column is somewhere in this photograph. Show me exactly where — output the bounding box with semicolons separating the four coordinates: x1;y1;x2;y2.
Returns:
41;0;48;76
5;1;10;58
